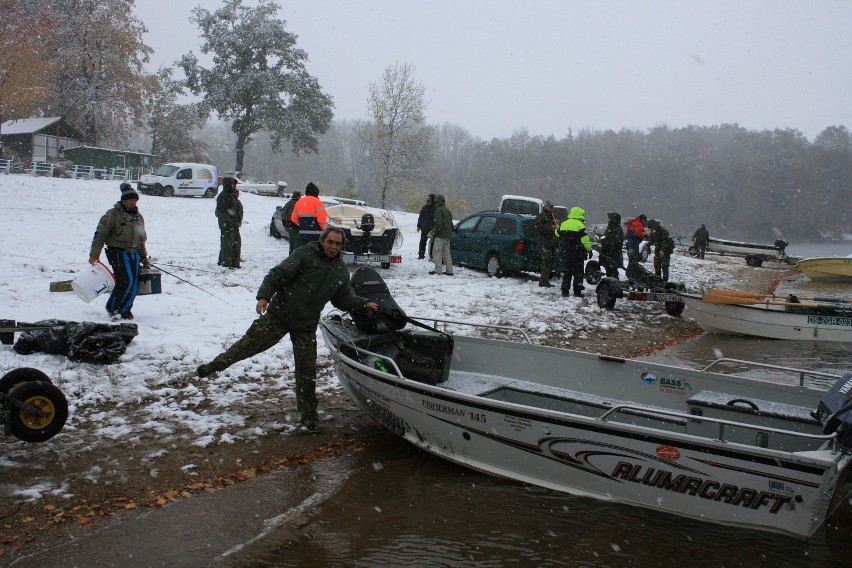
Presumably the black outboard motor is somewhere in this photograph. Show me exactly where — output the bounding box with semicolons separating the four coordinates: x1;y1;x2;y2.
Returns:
813;373;852;452
349;267;407;334
353;214;375;255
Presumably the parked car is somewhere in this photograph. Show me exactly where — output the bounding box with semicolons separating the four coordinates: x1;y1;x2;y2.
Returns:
234;178;288;197
138;163;218;198
451;211;546;277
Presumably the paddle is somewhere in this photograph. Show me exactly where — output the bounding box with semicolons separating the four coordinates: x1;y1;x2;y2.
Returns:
701;295;851;312
706;288;850;304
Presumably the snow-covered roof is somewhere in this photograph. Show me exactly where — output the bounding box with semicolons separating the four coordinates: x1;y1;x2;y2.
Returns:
0;116;63;135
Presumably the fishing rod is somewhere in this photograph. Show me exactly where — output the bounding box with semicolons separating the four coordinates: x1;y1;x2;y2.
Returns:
149;263;236;307
149;262;219;274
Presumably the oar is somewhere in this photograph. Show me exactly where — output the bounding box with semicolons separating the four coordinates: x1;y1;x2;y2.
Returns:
706;289;850;304
701;295;850;311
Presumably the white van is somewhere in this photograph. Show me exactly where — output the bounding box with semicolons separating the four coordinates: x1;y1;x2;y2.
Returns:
499;194;569;222
138;163;219;198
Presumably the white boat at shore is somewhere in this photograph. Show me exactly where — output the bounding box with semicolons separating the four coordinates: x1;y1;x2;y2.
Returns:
320;270;852;538
797;257;852;282
680;290;852;342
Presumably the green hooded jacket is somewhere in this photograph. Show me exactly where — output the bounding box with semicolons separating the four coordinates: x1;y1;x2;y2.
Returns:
256;241;369;331
432;194;453;239
89;202;148;259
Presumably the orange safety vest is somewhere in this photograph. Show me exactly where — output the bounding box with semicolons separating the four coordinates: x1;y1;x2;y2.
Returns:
291;195;328;241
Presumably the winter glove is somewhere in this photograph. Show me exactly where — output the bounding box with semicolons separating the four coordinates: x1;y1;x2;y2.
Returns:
587;250;594;260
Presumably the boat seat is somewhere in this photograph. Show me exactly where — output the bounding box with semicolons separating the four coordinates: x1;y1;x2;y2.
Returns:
686;390;819;425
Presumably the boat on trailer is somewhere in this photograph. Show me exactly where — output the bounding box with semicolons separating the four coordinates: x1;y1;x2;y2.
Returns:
320;269;852;538
680;289;852;342
700;237;794;266
326;203;402;269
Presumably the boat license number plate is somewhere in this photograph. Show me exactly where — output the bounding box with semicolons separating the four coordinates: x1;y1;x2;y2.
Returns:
354;254;387;263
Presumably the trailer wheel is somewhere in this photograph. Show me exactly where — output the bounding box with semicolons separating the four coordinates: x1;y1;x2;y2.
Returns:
381;262;391;269
584;260;602;285
596;280;618;310
745;254;764;267
7;381;68;442
0;368;52;394
664;301;685;317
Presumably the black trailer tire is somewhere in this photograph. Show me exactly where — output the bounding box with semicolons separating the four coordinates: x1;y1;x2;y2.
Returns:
486;253;502;277
665;301;685;317
596;280;618;310
745;254;764;267
0;368;52;394
7;380;68;442
584;260;602;285
381;262;391;269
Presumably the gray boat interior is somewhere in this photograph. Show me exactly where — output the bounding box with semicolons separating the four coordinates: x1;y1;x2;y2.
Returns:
323;313;849;455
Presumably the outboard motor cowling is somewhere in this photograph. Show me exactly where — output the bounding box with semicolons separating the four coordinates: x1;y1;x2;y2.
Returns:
813;373;852;451
349;267;407;334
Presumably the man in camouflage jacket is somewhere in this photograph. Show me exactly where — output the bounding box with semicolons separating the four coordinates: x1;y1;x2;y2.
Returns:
196;227;378;431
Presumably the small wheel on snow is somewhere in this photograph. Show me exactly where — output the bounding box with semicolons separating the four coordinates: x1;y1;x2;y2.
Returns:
7;380;68;442
596;280;618;310
584;260;602;285
381;262;391;269
486;253;502;277
0;367;52;394
665;301;685;317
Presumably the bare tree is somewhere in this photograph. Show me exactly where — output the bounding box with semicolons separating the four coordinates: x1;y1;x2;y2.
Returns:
354;63;432;208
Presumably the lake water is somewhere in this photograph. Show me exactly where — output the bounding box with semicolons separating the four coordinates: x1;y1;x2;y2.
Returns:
225;241;851;568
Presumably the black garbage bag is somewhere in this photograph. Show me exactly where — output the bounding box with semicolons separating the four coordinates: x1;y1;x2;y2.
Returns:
12;319;72;355
14;320;129;364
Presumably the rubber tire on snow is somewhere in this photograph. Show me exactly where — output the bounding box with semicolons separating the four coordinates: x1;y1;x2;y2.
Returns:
664;301;685;317
0;367;52;394
584;260;602;285
7;380;68;442
162;185;174;197
204;188;216;198
596;280;618;310
486;253;502;277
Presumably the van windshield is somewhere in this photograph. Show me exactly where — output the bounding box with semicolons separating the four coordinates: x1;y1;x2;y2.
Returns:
501;199;540;215
153;165;180;177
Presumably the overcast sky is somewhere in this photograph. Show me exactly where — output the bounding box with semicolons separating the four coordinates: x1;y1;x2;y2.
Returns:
135;0;851;141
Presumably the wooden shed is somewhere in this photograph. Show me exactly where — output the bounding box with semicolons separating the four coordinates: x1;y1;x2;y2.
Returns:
0;117;83;163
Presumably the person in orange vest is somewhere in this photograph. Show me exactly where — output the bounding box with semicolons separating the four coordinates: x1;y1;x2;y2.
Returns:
290;182;327;243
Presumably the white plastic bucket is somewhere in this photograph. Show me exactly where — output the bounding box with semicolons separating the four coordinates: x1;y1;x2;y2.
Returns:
71;260;115;303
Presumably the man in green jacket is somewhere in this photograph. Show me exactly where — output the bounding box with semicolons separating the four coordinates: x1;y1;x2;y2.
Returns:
535;200;559;287
429;194;454;276
196;227;378;431
216;177;243;269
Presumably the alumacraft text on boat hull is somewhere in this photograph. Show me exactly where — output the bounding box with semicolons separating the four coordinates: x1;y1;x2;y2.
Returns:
321;300;852;538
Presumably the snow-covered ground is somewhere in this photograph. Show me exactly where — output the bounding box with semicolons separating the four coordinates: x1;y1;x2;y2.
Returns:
0;174;739;499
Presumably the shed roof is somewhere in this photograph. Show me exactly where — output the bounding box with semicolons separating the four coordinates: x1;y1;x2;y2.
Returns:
65;145;152;157
0;117;64;135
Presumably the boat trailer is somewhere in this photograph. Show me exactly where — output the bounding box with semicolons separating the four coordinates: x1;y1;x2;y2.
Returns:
585;258;686;316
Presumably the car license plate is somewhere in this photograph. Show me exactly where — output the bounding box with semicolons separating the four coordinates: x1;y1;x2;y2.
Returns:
354;254;386;263
653;293;681;302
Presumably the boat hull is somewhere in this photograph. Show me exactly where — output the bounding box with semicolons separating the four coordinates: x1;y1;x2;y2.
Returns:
797;257;852;282
681;294;852;342
321;318;851;537
707;237;781;258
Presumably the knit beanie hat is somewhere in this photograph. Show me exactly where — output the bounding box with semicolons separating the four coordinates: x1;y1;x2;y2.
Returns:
305;182;319;196
120;182;139;200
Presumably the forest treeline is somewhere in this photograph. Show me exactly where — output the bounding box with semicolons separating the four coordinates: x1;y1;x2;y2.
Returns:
205;120;850;242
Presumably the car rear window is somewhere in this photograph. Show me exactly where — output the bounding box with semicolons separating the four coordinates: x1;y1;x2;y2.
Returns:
492;217;517;235
522;219;537;237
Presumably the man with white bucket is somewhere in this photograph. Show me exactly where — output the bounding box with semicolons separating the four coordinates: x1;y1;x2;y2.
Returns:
88;182;149;320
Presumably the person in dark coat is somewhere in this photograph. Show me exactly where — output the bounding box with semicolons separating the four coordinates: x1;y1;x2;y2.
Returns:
535;200;559;287
281;191;302;254
196;227;378;431
600;212;625;277
88;182;149;320
648;220;674;281
216;177;243;268
692;224;710;259
556;206;592;297
429;194;454;276
416;194;436;260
